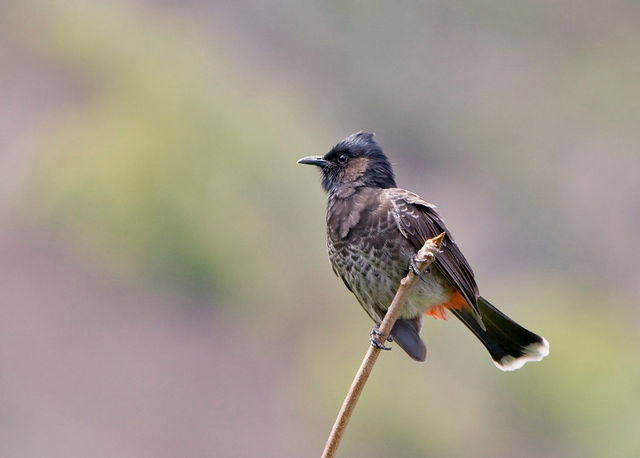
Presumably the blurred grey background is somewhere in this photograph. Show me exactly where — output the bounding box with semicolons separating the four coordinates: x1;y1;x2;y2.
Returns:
1;1;639;457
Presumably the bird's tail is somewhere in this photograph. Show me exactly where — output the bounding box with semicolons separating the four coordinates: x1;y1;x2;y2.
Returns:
450;296;549;371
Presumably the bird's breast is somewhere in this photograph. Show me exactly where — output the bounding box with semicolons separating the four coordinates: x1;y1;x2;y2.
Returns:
327;221;452;322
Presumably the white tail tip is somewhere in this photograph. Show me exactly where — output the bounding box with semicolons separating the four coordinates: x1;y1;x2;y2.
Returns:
493;337;550;372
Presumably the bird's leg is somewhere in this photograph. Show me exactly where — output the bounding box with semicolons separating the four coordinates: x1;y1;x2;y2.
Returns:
410;257;431;283
370;326;392;350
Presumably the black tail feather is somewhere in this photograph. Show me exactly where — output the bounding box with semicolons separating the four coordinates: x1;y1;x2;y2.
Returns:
451;296;549;371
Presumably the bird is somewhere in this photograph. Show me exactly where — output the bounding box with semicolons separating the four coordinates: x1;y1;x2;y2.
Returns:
297;131;549;371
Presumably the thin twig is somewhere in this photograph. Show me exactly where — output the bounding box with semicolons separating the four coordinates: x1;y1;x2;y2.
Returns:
321;232;446;458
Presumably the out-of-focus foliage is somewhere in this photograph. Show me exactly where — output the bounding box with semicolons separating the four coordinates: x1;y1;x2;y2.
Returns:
1;1;639;457
18;1;331;316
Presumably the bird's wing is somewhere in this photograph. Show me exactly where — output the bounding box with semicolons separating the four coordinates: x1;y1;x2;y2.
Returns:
385;188;481;317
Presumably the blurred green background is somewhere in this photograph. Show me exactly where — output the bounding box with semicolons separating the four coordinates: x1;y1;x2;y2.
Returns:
1;1;639;457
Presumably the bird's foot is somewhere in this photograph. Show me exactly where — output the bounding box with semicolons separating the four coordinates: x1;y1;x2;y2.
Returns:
370;326;393;341
410;257;431;283
370;326;392;350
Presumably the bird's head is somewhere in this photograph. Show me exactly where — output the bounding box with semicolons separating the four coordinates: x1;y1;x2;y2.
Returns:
297;132;396;193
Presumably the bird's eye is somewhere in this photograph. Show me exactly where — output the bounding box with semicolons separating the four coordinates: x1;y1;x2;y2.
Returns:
338;154;348;164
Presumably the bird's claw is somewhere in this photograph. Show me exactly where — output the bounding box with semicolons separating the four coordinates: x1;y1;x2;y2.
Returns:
410;257;430;283
370;326;392;350
370;335;392;351
370;326;393;341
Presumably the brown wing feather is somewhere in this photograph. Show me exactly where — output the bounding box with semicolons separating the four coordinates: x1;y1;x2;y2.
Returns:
386;189;482;318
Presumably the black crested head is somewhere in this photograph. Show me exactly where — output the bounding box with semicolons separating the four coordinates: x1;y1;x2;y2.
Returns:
297;131;396;193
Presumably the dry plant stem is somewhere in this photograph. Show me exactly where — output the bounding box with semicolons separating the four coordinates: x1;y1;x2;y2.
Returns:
321;232;446;458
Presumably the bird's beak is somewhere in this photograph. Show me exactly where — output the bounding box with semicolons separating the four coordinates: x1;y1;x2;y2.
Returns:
297;155;328;167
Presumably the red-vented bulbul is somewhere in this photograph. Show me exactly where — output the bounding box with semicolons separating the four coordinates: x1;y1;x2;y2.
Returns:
298;132;549;370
